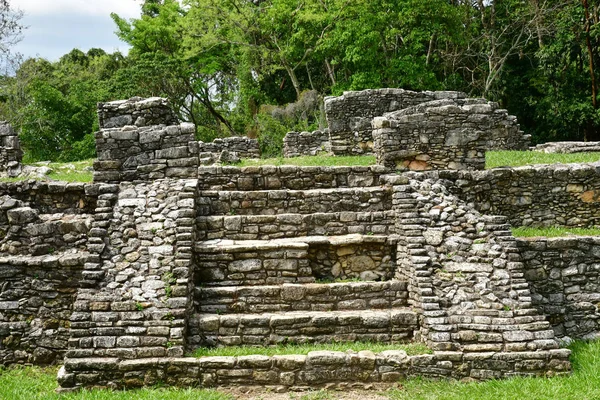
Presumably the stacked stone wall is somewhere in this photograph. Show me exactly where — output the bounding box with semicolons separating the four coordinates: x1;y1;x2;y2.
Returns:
198;165;389;191
196;212;395;241
61;347;571;391
324;89;467;155
198;137;260;164
197;187;391;216
373;99;528;171
0;256;86;366
283;130;331;158
195;281;409;314
0;122;22;177
409;163;600;227
533;142;600;153
97;97;179;129
518;237;600;339
94;123;198;182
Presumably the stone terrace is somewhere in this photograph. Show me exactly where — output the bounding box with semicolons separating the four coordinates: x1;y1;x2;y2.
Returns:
2;94;592;392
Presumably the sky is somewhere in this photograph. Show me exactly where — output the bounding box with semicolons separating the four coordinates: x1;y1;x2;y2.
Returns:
12;0;142;61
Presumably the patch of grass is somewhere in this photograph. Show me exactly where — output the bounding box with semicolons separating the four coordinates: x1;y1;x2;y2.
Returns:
0;366;233;400
387;340;598;400
512;226;600;238
486;151;600;169
234;155;377;167
192;342;432;358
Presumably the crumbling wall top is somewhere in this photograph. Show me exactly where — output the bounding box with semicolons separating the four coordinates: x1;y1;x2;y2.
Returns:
97;97;179;129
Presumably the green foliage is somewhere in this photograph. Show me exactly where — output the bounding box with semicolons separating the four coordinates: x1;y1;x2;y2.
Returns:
485;151;600;169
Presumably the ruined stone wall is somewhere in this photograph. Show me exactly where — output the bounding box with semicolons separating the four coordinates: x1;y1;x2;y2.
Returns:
533;142;600;153
197;165;389;191
94;122;198;182
0;122;22;177
196;212;395;241
197;137;260;164
283;130;331;158
324;89;467;155
60;348;571;391
410;163;600;227
0;182;97;365
373;99;528;171
518;237;600;339
0;256;86;366
97;97;179;129
389;175;561;357
195;281;409;314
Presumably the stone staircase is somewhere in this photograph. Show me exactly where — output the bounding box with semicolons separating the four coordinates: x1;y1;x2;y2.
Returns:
191;174;416;350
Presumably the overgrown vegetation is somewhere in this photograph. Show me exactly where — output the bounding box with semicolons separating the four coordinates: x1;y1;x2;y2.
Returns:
486;151;600;169
192;342;432;358
2;1;600;161
512;226;600;238
234;155;376;167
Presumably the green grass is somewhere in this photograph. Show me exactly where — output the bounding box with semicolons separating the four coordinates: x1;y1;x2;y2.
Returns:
0;366;233;400
512;226;600;238
486;150;600;169
192;342;432;358
387;340;598;400
0;159;94;183
234;155;377;167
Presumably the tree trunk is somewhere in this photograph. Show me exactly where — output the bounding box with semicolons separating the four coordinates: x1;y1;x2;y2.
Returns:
283;60;301;99
582;0;599;141
325;59;336;86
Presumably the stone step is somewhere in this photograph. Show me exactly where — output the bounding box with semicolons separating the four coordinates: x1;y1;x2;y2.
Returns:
195;235;398;286
195;280;409;314
188;308;419;347
197;187;392;216
197;165;389;191
196;211;395;241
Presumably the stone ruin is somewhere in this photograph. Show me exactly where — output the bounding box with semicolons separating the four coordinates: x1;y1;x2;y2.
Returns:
283;89;531;170
0;121;23;177
6;93;600;393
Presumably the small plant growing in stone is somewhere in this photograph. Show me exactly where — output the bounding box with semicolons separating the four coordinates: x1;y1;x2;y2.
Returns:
503;305;512;311
165;341;175;348
163;312;175;321
135;302;145;311
162;272;176;299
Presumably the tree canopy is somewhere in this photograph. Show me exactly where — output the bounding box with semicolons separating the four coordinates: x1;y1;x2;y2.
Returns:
1;0;600;161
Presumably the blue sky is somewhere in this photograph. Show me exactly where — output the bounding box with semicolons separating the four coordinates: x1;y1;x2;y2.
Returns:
13;0;141;61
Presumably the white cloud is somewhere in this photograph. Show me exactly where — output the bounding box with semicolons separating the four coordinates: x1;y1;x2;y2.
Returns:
13;0;141;18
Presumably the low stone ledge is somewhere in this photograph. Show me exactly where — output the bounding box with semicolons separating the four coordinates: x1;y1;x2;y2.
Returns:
60;349;571;390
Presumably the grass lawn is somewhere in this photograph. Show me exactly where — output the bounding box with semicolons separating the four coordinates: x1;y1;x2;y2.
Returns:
388;340;598;400
512;226;600;238
192;342;432;358
0;367;232;400
234;155;377;167
486;151;600;169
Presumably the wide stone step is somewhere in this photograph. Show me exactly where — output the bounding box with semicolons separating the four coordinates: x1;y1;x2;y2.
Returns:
196;211;395;241
195;280;409;314
197;165;389;191
197;187;392;216
195;235;397;286
188;308;418;348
